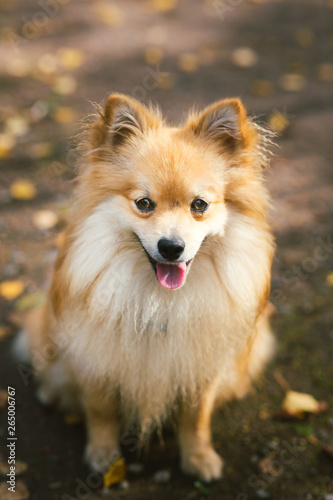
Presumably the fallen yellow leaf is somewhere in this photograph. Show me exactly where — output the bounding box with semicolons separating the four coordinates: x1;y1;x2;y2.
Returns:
178;53;199;73
0;133;16;158
295;28;314;48
157;72;174;89
37;53;57;74
27;142;53;159
53;106;77;124
10;179;37;200
0;280;25;301
144;46;164;65
279;73;306;92
92;4;124;26
268;111;289;133
103;457;126;488
5;115;29;137
326;272;333;286
198;48;217;66
56;47;85;70
6;58;30;77
251;79;275;97
152;0;177;12
53;75;77;95
231;47;258;68
317;63;333;82
282;391;320;417
287;61;307;76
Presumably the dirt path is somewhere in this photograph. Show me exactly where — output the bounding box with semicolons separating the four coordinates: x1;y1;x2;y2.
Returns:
0;1;333;499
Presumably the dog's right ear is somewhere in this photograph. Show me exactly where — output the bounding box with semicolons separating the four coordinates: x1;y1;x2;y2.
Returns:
102;94;157;149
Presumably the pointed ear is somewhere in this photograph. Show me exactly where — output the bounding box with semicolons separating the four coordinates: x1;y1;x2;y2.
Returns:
187;99;252;153
102;94;156;148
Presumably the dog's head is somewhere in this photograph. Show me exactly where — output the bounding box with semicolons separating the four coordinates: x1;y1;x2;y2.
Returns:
76;94;270;290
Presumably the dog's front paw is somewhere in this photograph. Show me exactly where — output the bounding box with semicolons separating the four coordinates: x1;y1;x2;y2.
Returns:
181;446;223;482
85;443;121;473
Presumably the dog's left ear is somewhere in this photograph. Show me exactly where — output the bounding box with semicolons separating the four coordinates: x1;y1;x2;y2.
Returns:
187;99;254;153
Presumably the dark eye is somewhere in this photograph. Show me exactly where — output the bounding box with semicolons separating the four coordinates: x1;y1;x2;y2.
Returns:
191;198;209;213
135;197;155;212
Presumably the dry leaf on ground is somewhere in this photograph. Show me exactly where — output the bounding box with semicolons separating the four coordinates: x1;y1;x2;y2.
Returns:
92;4;124;26
144;46;164;65
251;80;275;97
5;115;29;137
0;280;25;301
178;53;199;73
231;47;258;68
281;391;327;418
0;133;16;157
27;142;53;159
268;111;290;133
103;457;126;488
53;75;77;95
157;72;174;89
279;73;306;92
52;107;77;124
326;272;333;286
56;48;85;70
10;180;36;201
152;0;177;12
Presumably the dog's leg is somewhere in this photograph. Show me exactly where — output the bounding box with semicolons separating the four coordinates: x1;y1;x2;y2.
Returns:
178;376;223;482
83;387;121;473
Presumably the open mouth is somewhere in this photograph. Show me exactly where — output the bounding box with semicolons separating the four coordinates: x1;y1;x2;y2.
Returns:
141;246;192;290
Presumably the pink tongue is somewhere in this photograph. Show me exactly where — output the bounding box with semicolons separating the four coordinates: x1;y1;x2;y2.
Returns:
156;261;187;289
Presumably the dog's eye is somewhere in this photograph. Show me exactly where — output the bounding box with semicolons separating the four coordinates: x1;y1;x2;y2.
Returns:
135;197;155;212
191;198;209;213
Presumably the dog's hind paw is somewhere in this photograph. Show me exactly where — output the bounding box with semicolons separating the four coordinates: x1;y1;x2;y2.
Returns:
85;444;121;473
181;446;223;482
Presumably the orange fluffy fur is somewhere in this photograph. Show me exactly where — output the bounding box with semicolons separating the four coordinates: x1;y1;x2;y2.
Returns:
21;94;275;482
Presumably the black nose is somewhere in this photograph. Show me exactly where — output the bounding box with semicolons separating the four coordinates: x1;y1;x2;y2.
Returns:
158;237;185;261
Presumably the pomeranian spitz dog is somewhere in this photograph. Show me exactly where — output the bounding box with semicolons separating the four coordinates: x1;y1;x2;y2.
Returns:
19;94;275;482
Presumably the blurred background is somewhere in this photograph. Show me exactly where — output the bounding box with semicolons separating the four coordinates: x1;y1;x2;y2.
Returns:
0;0;333;498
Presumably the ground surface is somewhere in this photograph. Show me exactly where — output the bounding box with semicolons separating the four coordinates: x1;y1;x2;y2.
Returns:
0;0;333;499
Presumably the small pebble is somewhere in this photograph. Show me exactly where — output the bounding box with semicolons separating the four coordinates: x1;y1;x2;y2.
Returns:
250;454;259;464
324;496;333;500
127;463;144;474
118;480;129;490
153;469;171;484
267;440;279;450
